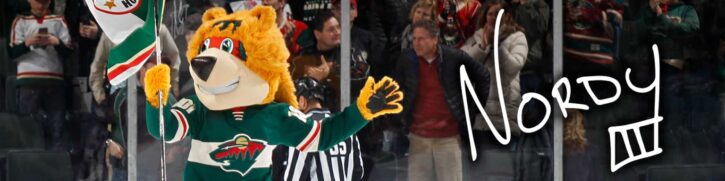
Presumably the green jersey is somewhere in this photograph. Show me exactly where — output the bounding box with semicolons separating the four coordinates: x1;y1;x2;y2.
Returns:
146;95;369;180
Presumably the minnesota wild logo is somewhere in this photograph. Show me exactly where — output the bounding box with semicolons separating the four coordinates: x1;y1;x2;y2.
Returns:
209;134;267;176
92;0;142;15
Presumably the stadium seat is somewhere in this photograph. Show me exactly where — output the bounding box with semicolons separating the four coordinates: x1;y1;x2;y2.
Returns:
0;113;44;150
5;150;73;181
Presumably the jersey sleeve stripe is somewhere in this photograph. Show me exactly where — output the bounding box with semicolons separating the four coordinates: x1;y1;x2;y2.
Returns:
10;17;21;45
297;120;321;152
167;109;189;143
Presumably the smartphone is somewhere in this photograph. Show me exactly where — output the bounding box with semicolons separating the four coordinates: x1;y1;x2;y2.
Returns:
38;27;48;35
35;27;49;48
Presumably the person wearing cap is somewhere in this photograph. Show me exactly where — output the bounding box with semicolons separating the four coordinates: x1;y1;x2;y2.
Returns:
272;76;364;181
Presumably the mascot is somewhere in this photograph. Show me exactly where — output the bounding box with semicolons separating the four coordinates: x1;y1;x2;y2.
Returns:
143;6;403;180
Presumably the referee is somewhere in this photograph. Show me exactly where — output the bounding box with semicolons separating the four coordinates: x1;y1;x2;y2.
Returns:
273;77;364;181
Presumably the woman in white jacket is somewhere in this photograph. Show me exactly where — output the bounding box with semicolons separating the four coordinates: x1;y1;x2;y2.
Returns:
461;1;528;135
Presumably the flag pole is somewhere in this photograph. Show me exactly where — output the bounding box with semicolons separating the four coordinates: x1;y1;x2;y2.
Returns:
153;0;167;180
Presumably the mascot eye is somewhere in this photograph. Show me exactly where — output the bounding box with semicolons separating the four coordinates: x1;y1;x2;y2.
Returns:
200;39;211;54
221;38;234;53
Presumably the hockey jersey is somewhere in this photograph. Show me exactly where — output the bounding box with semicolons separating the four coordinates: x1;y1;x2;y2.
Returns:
272;109;364;181
146;95;369;180
564;0;624;65
9;13;71;86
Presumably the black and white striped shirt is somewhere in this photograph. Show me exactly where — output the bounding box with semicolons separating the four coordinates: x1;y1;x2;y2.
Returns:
273;109;364;181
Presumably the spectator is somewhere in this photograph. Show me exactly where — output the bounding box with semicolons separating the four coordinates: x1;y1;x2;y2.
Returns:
562;1;623;177
401;0;437;51
64;0;101;77
298;11;340;65
75;17;100;75
331;0;384;78
436;0;481;48
392;20;489;181
295;11;372;112
461;0;528;136
563;0;623;110
563;109;598;181
272;76;364;181
263;0;313;56
293;11;339;111
9;0;72;150
636;0;701;164
563;0;623;77
89;25;181;106
638;0;699;70
104;55;177;181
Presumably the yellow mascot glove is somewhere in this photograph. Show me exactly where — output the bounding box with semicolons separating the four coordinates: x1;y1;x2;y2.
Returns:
356;76;404;120
144;64;171;108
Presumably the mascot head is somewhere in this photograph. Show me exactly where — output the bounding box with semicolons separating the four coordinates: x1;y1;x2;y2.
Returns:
186;6;298;110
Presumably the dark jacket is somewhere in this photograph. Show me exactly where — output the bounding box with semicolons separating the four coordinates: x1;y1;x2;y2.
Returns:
392;45;490;134
296;37;372;112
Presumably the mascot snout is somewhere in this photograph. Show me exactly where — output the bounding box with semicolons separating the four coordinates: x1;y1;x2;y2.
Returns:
190;48;270;110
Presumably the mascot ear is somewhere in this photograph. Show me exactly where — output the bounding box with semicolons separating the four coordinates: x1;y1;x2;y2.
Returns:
249;6;277;31
202;8;228;23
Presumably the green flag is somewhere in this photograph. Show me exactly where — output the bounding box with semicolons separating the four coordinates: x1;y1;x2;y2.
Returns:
85;0;165;85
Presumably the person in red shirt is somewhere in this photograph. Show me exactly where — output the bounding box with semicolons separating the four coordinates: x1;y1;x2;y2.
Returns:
392;20;489;181
263;0;313;56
